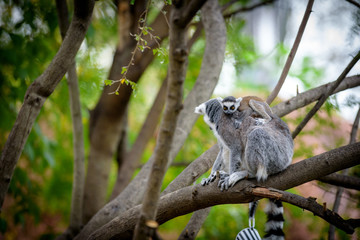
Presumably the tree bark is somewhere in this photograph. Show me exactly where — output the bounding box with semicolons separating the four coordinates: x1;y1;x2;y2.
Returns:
88;142;360;239
83;1;170;222
133;0;190;237
110;77;168;199
0;0;95;211
55;0;86;236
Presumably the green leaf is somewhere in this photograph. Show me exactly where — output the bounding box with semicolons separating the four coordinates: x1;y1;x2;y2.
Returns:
153;49;158;55
104;80;113;86
121;67;127;74
115;91;119;95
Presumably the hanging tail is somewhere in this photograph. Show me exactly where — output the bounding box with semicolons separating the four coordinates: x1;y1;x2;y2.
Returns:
249;201;259;227
263;199;285;240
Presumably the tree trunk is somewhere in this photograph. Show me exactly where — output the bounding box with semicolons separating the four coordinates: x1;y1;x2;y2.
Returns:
0;0;95;211
83;0;170;222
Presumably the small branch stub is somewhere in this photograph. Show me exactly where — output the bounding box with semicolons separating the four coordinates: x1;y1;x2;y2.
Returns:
146;219;159;229
251;187;283;199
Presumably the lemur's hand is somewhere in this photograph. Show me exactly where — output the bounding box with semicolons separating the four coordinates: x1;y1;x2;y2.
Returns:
218;175;230;191
201;172;216;186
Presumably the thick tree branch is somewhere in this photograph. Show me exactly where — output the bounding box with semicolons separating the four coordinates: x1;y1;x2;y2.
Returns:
174;0;207;28
133;1;189;238
0;0;94;211
55;0;86;237
266;0;314;105
292;50;360;138
88;142;360;239
272;75;360;117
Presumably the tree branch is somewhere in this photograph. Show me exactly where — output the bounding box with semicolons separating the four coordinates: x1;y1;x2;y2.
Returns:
88;142;360;239
247;187;356;234
110;77;167;199
55;0;86;237
174;0;207;28
133;1;190;237
0;0;94;211
223;0;276;19
266;0;314;105
319;173;360;191
328;105;360;239
292;50;360;138
272;75;360;117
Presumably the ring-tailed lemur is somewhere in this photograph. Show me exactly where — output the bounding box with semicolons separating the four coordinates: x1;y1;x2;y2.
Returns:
195;96;293;240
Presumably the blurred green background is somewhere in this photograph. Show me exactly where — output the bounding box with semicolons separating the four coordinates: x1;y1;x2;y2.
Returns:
0;0;359;239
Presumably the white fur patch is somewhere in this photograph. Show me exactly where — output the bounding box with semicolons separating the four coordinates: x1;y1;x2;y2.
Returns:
265;220;284;232
194;103;206;114
256;164;268;181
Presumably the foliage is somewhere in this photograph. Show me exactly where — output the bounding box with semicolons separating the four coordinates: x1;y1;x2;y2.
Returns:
0;0;359;239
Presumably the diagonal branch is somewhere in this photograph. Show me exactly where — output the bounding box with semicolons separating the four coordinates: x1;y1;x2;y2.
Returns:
319;173;360;191
223;0;276;19
247;187;356;234
272;75;360;117
88;142;360;239
133;1;190;238
0;0;95;211
292;50;360;138
266;0;314;105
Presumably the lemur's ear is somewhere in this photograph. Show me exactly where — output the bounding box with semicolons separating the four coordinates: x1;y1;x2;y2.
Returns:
216;97;223;104
236;97;242;104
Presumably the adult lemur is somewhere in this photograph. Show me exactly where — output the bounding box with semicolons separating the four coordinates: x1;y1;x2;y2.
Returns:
195;96;293;240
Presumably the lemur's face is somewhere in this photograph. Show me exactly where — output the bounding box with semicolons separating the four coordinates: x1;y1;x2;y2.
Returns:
217;96;242;115
222;101;237;114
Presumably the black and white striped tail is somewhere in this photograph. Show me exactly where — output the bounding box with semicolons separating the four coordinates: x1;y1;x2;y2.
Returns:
263;199;285;240
249;201;258;226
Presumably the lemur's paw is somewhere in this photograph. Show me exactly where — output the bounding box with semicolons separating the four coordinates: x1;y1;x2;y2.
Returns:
201;172;216;186
218;176;230;191
228;172;246;187
218;171;229;180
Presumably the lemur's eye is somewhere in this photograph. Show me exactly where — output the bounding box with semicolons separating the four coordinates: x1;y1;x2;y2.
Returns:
223;106;228;110
230;106;235;110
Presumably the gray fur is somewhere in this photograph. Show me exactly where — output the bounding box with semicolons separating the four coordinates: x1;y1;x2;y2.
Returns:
195;97;293;240
195;98;293;188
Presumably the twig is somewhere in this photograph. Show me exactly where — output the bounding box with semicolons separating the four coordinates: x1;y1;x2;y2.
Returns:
266;0;314;105
247;187;356;234
292;50;360;139
223;0;276;18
